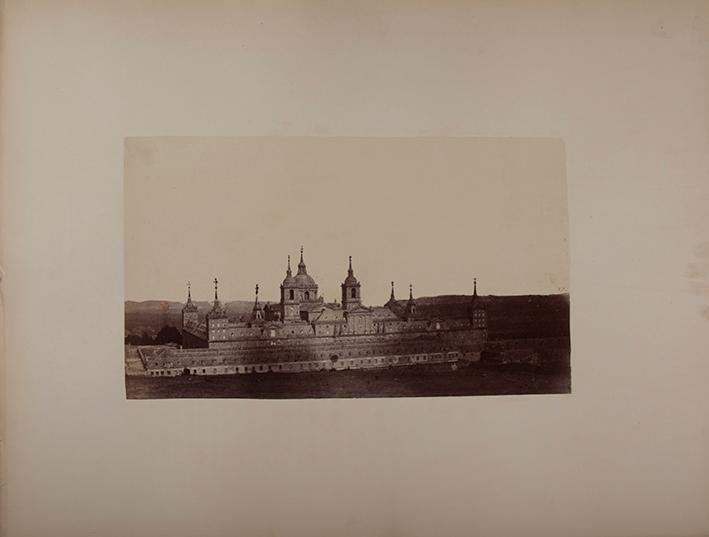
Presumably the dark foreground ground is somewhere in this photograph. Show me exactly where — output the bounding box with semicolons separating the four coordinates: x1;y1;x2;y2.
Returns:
125;362;571;399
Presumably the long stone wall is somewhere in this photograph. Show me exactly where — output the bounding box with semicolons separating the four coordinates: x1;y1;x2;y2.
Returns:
204;316;479;345
144;349;480;377
178;334;484;369
207;324;484;351
139;324;486;376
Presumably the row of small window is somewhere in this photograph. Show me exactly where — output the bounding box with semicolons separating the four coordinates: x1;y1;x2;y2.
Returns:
148;352;461;377
150;367;228;376
208;322;450;339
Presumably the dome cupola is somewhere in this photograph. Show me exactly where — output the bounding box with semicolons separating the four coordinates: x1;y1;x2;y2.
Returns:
294;246;318;288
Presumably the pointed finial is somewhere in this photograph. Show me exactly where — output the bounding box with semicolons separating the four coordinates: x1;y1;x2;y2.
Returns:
473;278;478;297
287;255;291;270
187;280;192;301
297;246;307;273
256;283;259;297
214;277;219;301
390;281;395;300
409;284;413;299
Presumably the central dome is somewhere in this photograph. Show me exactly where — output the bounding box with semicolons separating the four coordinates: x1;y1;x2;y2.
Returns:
294;272;317;287
293;246;318;288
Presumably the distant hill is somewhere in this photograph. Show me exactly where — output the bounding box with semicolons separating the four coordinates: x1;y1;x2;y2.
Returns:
124;300;256;337
124;300;255;314
124;294;570;341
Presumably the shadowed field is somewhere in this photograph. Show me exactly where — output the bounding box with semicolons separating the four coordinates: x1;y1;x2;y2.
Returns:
125;362;570;399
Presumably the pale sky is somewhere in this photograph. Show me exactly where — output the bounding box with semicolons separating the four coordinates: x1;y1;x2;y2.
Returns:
125;137;568;303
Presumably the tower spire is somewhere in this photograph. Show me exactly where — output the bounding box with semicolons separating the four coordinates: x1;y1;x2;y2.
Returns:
250;283;263;322
183;280;198;314
251;283;264;321
409;284;413;300
287;255;292;276
473;277;478;297
348;255;353;274
297;245;307;274
385;280;396;308
208;276;226;319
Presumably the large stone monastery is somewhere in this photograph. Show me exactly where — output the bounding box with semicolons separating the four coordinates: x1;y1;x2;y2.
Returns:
140;248;488;377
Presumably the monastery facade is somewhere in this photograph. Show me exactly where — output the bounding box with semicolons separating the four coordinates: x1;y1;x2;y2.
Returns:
140;249;488;377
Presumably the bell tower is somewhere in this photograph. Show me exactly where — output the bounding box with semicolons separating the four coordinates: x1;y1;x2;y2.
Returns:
280;255;301;322
341;256;362;310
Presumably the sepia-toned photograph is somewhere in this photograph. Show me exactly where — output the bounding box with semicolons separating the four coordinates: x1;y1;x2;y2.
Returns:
7;1;709;535
124;137;570;398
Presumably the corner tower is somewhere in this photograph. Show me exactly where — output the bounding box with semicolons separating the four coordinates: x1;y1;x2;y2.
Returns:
405;284;417;319
181;280;199;329
206;277;228;344
469;278;487;329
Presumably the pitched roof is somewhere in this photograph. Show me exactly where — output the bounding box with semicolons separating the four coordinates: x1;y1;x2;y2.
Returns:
371;307;399;320
300;302;326;312
345;304;372;314
312;307;346;323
